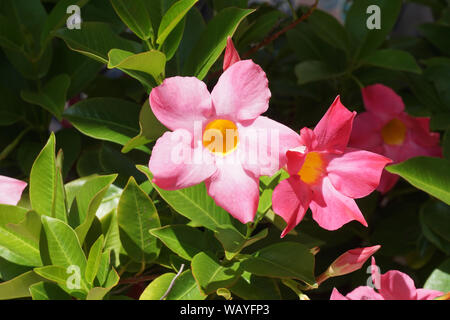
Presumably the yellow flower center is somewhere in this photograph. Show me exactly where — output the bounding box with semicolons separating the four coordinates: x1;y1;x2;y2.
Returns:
202;119;239;155
381;118;406;145
298;152;324;184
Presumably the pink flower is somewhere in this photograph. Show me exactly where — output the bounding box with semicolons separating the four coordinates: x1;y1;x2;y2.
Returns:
148;53;299;223
223;36;240;71
317;245;381;285
272;97;392;236
0;175;27;206
349;84;442;193
330;257;444;300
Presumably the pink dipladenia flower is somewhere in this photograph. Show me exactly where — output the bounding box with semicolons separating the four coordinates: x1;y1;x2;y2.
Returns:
330;257;444;300
349;84;442;193
0;175;27;206
317;245;381;285
272;97;392;236
148;39;300;224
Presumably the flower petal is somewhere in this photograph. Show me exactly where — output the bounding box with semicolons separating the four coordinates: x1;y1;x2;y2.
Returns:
149;130;216;190
205;158;259;224
313;96;356;153
346;286;384;300
328;245;381;277
239;116;301;176
272;176;312;237
327;148;392;198
362;84;405;119
330;288;349;300
310;177;368;230
211;60;271;121
349;111;384;153
378;270;418;300
377;169;400;193
0;176;27;206
223;36;240;71
415;289;444;300
149;77;213;132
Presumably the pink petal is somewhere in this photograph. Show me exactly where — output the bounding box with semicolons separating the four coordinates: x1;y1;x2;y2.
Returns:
223;36;240;71
349;111;384;153
211;60;271;122
285;147;307;176
345;286;384;300
149;130;217;190
205;158;259;224
328;245;381;277
239;116;301;177
379;270;418;300
313;96;356;153
0;175;27;206
327;148;392;198
309;177;368;230
149;77;213;132
371;257;381;290
330;288;349;300
377;168;400;193
272;176;312;237
415;289;444;300
362;84;405;120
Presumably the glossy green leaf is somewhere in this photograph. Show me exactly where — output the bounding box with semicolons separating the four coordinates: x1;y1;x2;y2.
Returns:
420;200;450;255
215;227;268;260
29;133;67;222
157;0;197;46
85;235;104;285
241;242;316;285
118;177;160;263
424;258;450;293
420;23;450;56
0;206;42;266
386;157;450;205
140;270;206;300
20;74;70;120
150;225;212;261
29;281;72;300
295;60;341;85
33;265;88;295
110;0;153;41
307;9;349;53
0;271;44;300
191;252;241;294
63;98;148;152
183;7;254;79
361;49;421;74
230;272;281;300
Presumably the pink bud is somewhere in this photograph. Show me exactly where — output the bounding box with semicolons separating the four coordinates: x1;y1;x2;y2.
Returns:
223;36;240;71
317;245;381;285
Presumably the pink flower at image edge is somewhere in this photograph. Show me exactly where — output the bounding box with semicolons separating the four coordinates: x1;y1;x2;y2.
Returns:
272;97;392;236
0;175;27;206
349;84;442;193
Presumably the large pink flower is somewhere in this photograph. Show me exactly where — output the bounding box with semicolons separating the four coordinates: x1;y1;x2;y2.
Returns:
330;257;444;300
148;42;300;224
349;84;442;193
0;175;27;206
272;97;392;236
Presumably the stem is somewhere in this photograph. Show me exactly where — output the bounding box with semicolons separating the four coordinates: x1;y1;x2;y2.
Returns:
160;264;185;300
287;0;298;20
144;39;153;51
242;0;319;58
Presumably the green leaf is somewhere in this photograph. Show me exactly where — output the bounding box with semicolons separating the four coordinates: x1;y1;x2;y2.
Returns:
107;49;166;84
230;272;281;300
183;7;254;80
122;100;167;153
33;265;88;295
361;49;422;74
0;271;44;300
140;270;206;300
85;235;104;285
117;177;161;263
420;200;450;255
162;18;185;61
73;174;117;244
29;133;67;222
40;216;87;276
241;242;316;285
0;206;42;267
345;0;402;58
137;165;235;232
191;252;241;294
150;225;212;261
239;10;283;48
215;227;268;260
420;23;450;56
55;22;140;63
424;258;450;293
29;281;72;300
157;0;198;47
386;157;450;205
307;9;349;53
110;0;154;41
21;74;71;120
295;60;341;85
63;97;148;152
